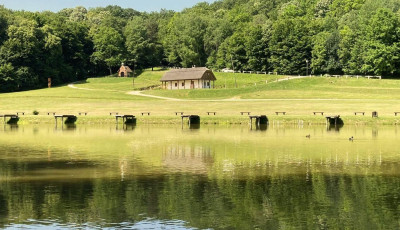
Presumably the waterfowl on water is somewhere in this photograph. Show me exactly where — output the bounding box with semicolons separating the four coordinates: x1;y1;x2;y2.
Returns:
349;136;354;141
306;134;311;138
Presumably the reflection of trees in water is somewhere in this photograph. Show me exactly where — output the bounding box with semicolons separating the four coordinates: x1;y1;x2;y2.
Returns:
0;170;399;229
0;193;7;223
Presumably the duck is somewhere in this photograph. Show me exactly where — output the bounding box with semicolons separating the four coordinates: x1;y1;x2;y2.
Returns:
349;136;354;141
306;134;311;138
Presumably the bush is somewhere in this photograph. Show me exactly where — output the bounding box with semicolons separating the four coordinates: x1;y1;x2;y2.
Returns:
33;110;39;115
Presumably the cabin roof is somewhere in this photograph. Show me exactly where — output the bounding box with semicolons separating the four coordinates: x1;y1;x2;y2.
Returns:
160;67;216;81
118;65;133;73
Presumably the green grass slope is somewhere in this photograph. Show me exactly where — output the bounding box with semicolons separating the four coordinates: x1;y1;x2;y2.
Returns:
1;70;400;125
74;68;166;91
144;76;400;100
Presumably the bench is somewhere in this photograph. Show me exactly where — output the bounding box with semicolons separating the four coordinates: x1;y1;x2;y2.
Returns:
0;114;19;123
240;112;251;115
78;112;88;116
207;112;216;115
354;112;365;116
115;115;136;124
16;112;25;115
110;112;119;116
395;112;400;116
47;112;56;115
313;112;324;115
275;112;286;115
175;112;184;116
141;112;151;116
54;115;77;125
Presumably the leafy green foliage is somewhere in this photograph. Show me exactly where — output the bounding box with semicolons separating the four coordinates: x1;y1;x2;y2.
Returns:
91;26;125;75
1;0;400;93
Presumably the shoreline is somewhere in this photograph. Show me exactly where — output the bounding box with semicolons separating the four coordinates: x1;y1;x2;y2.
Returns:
9;115;400;126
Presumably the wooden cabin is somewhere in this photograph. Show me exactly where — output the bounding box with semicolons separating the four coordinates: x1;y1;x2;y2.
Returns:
160;67;216;90
118;63;133;77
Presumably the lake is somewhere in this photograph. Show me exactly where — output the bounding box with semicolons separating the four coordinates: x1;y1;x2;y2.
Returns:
0;124;399;229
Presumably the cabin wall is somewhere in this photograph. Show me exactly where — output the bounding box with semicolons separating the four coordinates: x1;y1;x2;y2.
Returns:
164;80;214;90
118;70;131;77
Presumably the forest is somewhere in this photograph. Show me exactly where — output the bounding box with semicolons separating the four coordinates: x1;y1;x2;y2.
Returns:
0;0;400;92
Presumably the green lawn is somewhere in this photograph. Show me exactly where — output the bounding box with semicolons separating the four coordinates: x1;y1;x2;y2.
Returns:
74;68;166;91
1;70;400;125
144;76;400;100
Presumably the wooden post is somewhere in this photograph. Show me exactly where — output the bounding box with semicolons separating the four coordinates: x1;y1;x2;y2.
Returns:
181;116;183;129
249;117;253;130
48;78;52;88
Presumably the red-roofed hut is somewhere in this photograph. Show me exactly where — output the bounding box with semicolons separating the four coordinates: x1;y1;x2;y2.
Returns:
118;63;133;77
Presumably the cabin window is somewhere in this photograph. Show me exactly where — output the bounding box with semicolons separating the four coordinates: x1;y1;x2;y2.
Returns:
182;82;185;87
207;82;210;87
175;82;178;87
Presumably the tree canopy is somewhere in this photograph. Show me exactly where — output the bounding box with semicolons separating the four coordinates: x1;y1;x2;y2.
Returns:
0;0;400;92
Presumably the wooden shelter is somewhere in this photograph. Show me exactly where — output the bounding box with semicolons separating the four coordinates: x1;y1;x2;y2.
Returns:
117;63;133;77
160;67;216;90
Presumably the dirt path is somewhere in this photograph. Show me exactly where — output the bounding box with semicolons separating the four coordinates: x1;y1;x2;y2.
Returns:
277;76;310;82
67;84;94;91
69;76;353;102
127;91;182;101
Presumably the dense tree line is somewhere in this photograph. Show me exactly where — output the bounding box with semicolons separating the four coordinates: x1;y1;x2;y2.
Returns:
0;0;400;92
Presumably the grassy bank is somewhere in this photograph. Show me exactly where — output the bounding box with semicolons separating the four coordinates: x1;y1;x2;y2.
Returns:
144;76;400;100
1;69;400;126
11;114;400;126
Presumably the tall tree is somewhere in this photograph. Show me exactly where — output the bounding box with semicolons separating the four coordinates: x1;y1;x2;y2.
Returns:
91;26;125;75
124;15;163;70
269;16;312;75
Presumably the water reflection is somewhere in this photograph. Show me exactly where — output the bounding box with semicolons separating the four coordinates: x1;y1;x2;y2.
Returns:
2;124;18;132
250;124;268;131
0;172;399;229
116;124;136;131
327;124;344;132
372;128;378;139
188;124;200;130
162;145;214;173
0;125;399;229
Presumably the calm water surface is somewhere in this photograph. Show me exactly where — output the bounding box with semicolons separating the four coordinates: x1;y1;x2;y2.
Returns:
0;124;399;229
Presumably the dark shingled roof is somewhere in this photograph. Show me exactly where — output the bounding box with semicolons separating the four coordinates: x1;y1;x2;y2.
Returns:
161;67;217;81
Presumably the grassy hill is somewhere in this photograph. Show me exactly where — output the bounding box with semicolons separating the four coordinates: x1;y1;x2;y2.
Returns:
144;76;400;100
1;69;400;125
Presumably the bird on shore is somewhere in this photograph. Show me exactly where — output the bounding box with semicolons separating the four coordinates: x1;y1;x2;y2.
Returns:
306;134;311;138
349;136;354;141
